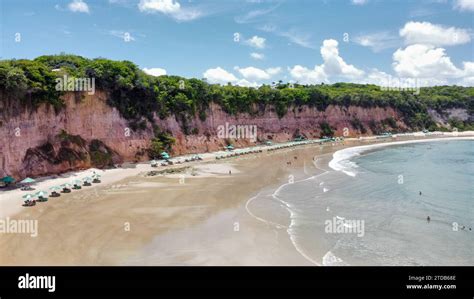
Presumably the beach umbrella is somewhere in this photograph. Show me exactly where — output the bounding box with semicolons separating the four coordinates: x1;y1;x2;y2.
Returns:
61;183;71;188
22;194;34;200
20;177;36;184
160;152;170;159
72;179;82;185
49;186;61;191
82;177;92;182
1;176;15;184
225;145;234;151
36;191;48;198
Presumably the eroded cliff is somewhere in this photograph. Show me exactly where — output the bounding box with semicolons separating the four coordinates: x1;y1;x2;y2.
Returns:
0;90;419;178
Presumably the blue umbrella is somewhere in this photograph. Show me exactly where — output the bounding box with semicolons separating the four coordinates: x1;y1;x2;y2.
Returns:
20;177;36;184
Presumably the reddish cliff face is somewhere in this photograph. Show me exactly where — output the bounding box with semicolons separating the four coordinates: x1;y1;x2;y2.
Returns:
0;91;406;178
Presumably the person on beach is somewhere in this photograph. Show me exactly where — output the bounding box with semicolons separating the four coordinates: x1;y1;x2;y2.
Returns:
427;216;430;223
229;170;231;175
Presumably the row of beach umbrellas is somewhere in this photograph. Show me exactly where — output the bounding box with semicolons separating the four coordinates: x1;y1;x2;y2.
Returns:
21;173;101;203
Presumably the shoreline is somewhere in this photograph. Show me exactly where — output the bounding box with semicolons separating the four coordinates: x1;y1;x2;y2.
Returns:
0;131;473;265
2;130;472;220
329;135;474;176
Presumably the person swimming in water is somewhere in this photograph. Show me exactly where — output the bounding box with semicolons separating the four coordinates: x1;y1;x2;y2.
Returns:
419;191;422;196
427;216;430;223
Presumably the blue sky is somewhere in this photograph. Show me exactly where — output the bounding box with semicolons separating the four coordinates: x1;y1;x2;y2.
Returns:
1;0;473;86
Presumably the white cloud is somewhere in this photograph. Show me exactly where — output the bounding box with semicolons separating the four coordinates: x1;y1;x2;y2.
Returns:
266;67;282;76
138;0;180;13
286;37;473;87
250;52;265;60
454;0;474;11
234;66;281;81
459;76;474;86
236;79;259;88
459;61;474;86
400;21;471;46
245;35;266;49
351;0;368;5
68;0;90;13
288;65;327;84
353;31;400;52
204;66;280;86
143;67;167;76
462;61;474;76
362;69;391;86
235;66;270;80
288;39;363;84
203;67;238;84
138;0;202;21
392;44;463;78
321;39;364;78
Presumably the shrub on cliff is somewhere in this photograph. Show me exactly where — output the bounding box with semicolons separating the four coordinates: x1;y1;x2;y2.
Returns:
89;139;115;168
319;122;335;137
0;59;63;110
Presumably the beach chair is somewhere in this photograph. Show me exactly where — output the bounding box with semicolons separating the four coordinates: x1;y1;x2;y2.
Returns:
22;200;36;207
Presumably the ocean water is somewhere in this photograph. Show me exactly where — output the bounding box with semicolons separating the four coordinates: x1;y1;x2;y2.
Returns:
250;139;474;266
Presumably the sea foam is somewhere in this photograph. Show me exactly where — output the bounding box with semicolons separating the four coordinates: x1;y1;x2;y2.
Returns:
328;137;474;177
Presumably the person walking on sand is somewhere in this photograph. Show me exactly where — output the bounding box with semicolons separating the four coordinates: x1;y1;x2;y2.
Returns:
427;216;430;223
229;170;232;175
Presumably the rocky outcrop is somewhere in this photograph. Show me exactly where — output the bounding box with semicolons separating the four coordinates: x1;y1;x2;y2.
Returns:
1;91;406;178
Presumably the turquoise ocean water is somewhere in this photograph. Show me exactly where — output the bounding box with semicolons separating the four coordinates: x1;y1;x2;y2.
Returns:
250;139;473;265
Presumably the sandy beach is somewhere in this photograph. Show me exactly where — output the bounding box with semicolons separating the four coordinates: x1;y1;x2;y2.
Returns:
0;131;472;266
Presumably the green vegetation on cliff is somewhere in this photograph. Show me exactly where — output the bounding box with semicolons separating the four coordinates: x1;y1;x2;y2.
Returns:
1;54;473;132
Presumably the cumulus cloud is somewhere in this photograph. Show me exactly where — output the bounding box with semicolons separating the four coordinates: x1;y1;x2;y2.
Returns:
458;61;474;86
236;79;260;88
235;66;270;80
392;44;463;78
203;67;238;84
288;65;327;84
288;39;363;84
138;0;202;21
400;21;471;46
362;69;391;86
234;66;281;81
245;35;266;49
266;67;282;76
321;39;364;78
143;67;167;76
454;0;474;11
250;52;264;60
68;0;90;13
204;66;280;86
